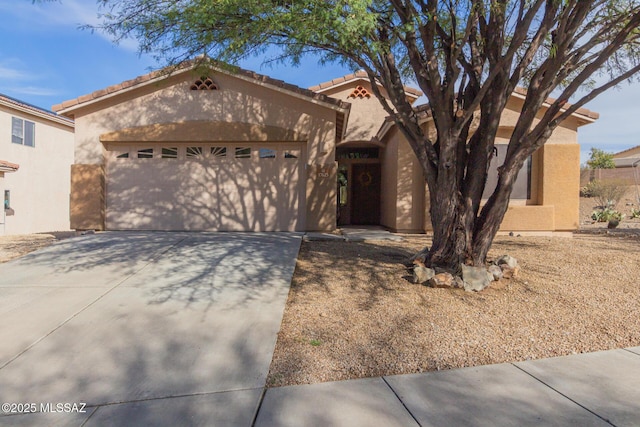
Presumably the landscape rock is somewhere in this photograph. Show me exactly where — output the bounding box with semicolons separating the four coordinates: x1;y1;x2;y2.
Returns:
496;254;518;269
429;272;454;288
461;264;492;292
488;265;503;281
453;276;465;289
501;265;521;279
413;266;435;284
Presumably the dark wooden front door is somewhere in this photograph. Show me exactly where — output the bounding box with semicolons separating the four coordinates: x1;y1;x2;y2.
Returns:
350;163;381;225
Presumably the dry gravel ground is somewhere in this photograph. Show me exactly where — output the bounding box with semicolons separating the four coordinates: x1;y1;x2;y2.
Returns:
0;231;84;263
0;234;57;263
267;189;640;387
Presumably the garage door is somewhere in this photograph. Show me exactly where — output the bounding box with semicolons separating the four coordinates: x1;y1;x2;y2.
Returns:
105;143;304;231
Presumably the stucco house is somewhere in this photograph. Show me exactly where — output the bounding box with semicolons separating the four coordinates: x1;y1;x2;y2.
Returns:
613;145;640;169
1;94;75;235
53;64;597;234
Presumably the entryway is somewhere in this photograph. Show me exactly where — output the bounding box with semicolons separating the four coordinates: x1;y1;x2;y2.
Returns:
336;146;381;226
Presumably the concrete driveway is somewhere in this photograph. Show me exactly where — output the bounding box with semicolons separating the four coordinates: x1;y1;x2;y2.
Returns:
0;232;302;426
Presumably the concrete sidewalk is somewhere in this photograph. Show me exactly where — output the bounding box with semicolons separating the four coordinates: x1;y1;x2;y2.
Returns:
255;347;640;427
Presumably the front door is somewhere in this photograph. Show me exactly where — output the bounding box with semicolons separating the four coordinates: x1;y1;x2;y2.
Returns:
350;163;381;225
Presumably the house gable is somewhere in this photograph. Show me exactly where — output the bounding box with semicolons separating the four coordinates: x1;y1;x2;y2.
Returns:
310;73;421;144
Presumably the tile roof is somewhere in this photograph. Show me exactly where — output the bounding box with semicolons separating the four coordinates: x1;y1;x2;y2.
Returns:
0;160;19;172
309;70;423;98
511;87;599;120
613;144;640;158
383;88;600;122
0;94;74;127
52;60;351;114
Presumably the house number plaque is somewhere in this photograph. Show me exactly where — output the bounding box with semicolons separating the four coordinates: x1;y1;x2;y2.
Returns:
316;165;330;178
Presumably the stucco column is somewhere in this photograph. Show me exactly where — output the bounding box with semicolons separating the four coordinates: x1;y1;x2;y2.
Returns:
540;143;581;231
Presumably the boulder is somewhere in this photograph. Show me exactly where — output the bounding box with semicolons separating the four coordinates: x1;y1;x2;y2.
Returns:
461;264;492;292
488;265;503;281
496;255;518;269
501;265;521;279
429;272;454;288
413;266;435;284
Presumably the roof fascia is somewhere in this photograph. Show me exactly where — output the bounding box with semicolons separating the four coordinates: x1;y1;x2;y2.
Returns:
0;98;74;129
510;91;597;124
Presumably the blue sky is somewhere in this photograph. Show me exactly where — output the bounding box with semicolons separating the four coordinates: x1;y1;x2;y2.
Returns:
1;0;639;164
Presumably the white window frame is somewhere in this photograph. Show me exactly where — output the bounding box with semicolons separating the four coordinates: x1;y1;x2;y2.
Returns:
11;117;35;147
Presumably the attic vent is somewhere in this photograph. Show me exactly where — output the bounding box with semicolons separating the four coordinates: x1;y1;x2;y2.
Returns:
190;76;218;90
348;85;371;99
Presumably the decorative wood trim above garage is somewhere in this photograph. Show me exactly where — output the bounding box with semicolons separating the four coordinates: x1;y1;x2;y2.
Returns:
99;121;308;143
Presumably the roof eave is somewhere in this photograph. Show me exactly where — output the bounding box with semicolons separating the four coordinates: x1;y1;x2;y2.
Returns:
510;91;599;124
55;64;351;118
0;98;74;128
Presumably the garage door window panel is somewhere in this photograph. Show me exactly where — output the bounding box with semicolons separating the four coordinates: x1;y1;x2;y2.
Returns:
210;146;227;158
137;148;154;159
259;148;277;159
186;146;204;158
284;149;300;159
235;147;251;159
162;147;178;159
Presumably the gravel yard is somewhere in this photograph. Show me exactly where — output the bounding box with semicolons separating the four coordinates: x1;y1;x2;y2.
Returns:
0;231;84;263
0;234;57;263
267;215;640;387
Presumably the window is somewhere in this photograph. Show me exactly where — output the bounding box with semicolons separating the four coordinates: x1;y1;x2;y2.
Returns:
137;148;153;159
482;145;531;200
11;117;35;147
116;152;129;159
259;148;277;159
235;147;251;159
162;147;178;159
210;147;227;158
284;149;300;159
186;146;204;158
4;190;10;209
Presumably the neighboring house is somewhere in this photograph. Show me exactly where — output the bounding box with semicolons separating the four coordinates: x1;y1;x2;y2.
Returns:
613;145;640;169
54;64;597;233
613;145;640;176
0;94;75;235
582;145;640;186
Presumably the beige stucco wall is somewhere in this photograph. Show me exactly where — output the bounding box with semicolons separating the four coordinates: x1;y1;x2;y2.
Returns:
384;98;584;233
381;128;399;230
0;104;74;235
67;69;341;231
319;81;391;142
379;126;426;233
539;143;581;230
70;164;104;230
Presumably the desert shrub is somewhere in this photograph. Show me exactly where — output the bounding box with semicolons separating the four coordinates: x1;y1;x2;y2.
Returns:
580;185;594;198
591;208;625;223
631;207;640;219
585;180;627;208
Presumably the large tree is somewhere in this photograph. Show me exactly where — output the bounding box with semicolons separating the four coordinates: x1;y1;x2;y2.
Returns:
96;0;640;271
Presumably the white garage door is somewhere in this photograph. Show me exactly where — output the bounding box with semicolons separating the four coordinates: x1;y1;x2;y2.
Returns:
105;143;304;231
